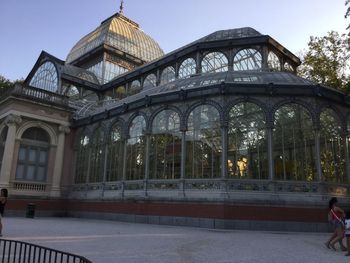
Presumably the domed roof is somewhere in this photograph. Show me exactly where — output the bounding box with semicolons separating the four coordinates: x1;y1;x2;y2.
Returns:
198;27;262;42
66;13;164;64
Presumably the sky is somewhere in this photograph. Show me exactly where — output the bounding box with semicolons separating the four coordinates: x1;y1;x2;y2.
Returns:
0;0;348;81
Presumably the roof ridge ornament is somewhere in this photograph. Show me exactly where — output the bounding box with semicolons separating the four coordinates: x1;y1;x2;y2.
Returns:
119;0;124;15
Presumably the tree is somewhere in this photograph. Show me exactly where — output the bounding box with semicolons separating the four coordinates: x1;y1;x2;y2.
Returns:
298;31;350;94
0;75;14;90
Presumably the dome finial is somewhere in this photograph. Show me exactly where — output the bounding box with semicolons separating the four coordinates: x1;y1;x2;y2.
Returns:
119;0;124;14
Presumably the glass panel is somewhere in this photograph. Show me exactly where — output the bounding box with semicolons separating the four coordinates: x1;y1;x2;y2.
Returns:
233;48;262;71
160;66;175;85
106;124;124;181
39;150;47;163
228;102;268;179
18;147;26;161
126;116;146;180
66;86;79;97
105;61;128;84
29;61;58;92
89;127;104;183
150;110;181;179
143;74;157;89
186;105;221;178
267;52;281;71
201;52;228;73
284;62;294;72
114;86;126;100
273;104;316;181
37;166;46;181
320;109;345;182
75;135;90;184
27;166;35;180
179;58;196;79
87;61;104;84
129;80;141;96
15;165;24;180
29;149;36;162
22;127;49;143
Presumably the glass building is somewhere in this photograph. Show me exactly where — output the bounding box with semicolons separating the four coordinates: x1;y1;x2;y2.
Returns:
0;7;349;231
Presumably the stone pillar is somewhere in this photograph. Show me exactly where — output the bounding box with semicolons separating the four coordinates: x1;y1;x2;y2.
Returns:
314;129;322;182
0;114;22;188
50;125;70;197
121;138;128;198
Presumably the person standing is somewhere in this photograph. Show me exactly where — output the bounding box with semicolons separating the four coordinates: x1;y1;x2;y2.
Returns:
325;197;346;251
0;188;8;237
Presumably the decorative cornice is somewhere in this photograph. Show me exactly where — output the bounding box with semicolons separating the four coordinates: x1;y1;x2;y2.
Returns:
4;114;22;126
58;125;71;134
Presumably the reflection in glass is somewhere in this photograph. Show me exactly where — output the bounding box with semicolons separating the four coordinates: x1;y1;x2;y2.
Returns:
179;58;196;79
30;61;58;92
75;135;90;183
273;104;316;181
233;48;262;71
186;105;221;178
129;80;141;96
228;103;267;179
201;52;228;73
150;110;181;179
106;123;124;181
104;62;128;83
143;74;157;89
160;67;176;85
267;52;281;71
126;116;146;180
320;109;345;182
89;127;104;183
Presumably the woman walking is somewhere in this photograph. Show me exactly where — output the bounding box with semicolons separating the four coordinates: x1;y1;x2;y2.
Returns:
325;197;346;251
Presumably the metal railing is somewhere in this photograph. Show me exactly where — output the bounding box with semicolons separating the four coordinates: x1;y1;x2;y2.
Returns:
0;238;92;263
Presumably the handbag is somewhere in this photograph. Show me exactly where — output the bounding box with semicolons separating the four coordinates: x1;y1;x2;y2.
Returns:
330;209;346;227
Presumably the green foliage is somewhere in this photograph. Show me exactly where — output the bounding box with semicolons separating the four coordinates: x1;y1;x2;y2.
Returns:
0;75;14;89
298;31;350;94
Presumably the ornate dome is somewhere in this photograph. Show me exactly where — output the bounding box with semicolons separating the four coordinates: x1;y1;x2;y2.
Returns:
66;13;164;64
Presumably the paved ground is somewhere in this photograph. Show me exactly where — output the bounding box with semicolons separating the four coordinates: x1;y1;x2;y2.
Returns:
1;216;349;263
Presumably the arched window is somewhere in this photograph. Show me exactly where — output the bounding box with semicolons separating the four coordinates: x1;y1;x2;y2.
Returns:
267;51;281;71
0;127;8;173
179;58;196;79
201;52;228;73
284;62;294;72
160;67;175;85
233;48;262;71
129;80;141;96
65;86;80;97
114;86;126;100
126;116;146;180
320;109;345;182
30;61;58;92
273;104;316;181
186;105;221;178
106;123;124;182
150;110;181;180
143;74;157;89
75;135;90;184
15;127;50;182
228;102;268;179
89;127;105;183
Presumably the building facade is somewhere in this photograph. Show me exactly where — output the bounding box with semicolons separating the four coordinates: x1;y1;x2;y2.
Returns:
1;9;350;231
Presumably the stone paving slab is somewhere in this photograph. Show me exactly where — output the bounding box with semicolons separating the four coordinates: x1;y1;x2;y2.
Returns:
1;216;349;263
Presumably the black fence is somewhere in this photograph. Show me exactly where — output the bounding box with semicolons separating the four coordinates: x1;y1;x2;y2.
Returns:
0;238;92;263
